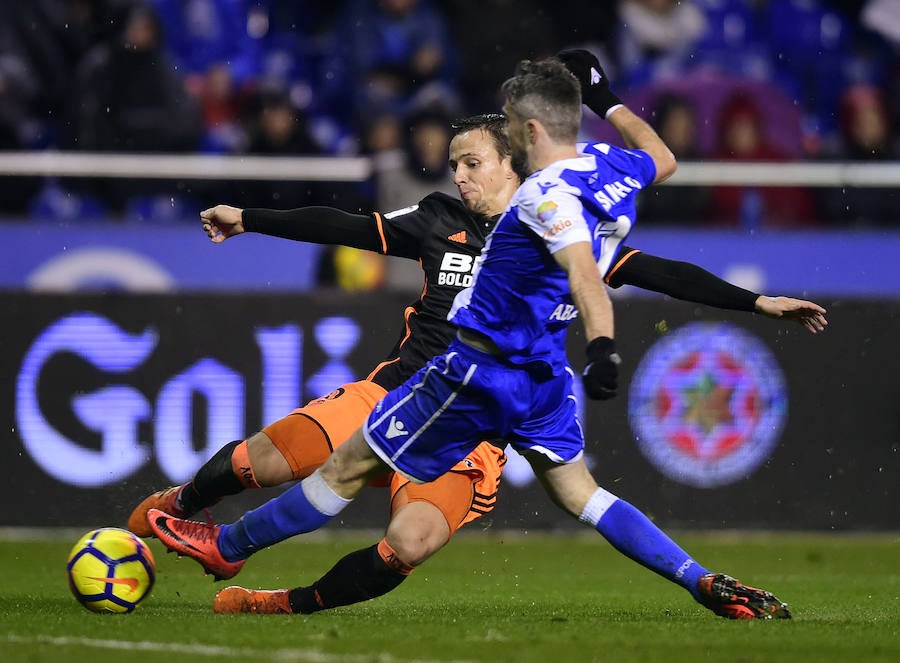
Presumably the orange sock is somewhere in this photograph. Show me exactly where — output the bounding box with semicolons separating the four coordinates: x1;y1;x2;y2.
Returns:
231;440;261;489
376;538;415;576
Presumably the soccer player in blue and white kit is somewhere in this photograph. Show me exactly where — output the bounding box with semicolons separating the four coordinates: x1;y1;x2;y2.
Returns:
151;54;791;620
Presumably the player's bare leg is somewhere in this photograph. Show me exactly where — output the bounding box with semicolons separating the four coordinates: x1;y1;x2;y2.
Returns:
244;432;294;484
317;429;387;497
384;500;451;566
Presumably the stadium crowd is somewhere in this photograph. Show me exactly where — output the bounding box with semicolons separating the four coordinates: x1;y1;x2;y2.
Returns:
1;0;897;229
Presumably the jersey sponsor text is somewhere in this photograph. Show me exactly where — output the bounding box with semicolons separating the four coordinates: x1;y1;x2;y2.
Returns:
438;252;476;287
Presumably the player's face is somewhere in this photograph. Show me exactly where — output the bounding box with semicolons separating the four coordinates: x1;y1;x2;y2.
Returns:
448;128;516;217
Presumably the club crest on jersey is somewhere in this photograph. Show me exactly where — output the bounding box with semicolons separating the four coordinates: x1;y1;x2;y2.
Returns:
537;200;559;222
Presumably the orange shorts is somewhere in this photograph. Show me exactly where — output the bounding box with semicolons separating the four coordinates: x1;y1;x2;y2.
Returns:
263;380;388;476
389;441;505;534
262;380;505;532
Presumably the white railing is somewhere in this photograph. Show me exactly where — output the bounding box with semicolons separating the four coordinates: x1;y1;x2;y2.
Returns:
0;152;372;181
0;151;898;186
669;161;900;187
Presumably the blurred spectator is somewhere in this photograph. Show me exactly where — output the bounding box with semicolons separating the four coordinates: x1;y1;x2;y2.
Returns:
652;94;701;159
710;92;818;227
861;0;900;135
818;83;899;226
0;6;42;211
247;0;324;93
691;0;771;80
318;0;458;138
862;0;900;46
0;0;111;148
362;111;405;156
762;0;854;139
353;104;460;291
348;108;406;207
375;106;457;211
837;84;897;161
614;0;708;86
0;42;39;152
65;3;201;153
63;2;202;211
245;1;343;149
246;90;321;156
636;93;713;224
28;179;109;222
197;62;255;153
234;90;325;209
147;0;261;90
581;70;807;160
443;0;555;114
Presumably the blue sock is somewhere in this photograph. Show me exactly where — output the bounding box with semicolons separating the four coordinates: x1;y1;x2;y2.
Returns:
579;487;708;600
218;470;351;561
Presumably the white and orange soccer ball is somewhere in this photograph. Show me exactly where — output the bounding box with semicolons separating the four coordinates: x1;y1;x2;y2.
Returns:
66;527;155;613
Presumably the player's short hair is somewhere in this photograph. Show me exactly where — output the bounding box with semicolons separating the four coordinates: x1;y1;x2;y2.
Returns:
451;113;510;158
501;59;581;143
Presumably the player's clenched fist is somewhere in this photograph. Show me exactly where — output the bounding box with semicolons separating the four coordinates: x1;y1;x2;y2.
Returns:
557;49;623;120
200;205;245;243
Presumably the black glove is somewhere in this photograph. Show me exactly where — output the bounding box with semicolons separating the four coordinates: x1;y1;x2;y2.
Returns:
558;49;623;119
582;336;621;400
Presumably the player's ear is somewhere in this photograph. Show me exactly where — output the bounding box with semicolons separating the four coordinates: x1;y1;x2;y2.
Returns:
526;119;539;145
501;155;515;179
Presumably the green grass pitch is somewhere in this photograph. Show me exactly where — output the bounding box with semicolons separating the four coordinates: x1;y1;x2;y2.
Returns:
2;531;898;662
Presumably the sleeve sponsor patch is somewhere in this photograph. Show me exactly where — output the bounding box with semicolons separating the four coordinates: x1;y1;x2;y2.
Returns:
536;200;559;223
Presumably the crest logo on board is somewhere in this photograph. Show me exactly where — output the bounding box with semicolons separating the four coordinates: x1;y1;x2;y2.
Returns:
628;322;787;488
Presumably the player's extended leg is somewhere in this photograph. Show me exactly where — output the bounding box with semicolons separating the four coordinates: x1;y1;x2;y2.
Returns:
128;381;385;536
213;444;505;614
213;500;445;615
148;427;389;579
531;456;790;620
151;353;499;580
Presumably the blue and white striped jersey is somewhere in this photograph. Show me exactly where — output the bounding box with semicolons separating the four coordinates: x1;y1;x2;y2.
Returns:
449;141;656;371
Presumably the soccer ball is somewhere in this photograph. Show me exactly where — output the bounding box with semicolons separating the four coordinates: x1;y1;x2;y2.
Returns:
66;527;155;613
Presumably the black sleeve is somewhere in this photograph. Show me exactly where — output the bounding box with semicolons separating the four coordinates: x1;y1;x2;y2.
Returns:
242;207;384;252
607;246;760;312
377;193;448;260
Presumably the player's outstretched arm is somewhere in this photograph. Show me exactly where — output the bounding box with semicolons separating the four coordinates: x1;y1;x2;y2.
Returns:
607;249;828;333
199;204;384;251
